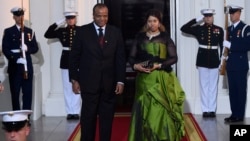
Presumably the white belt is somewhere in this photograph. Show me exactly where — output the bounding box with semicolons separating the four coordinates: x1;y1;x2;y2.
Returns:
11;49;21;53
199;45;218;49
62;47;71;50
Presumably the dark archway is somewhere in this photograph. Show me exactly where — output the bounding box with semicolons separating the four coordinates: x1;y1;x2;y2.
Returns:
104;0;171;113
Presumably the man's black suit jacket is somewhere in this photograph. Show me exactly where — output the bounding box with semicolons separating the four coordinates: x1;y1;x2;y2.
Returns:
69;22;126;94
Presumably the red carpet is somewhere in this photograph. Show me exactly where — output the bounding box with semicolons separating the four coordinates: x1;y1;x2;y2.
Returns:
68;113;207;141
181;113;207;141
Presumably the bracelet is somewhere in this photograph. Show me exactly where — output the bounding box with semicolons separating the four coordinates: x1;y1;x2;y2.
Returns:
158;63;162;69
71;79;77;84
133;64;137;70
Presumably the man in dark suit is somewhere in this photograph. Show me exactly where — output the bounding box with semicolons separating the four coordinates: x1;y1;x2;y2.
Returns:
223;5;250;123
69;3;126;141
44;11;81;120
2;7;39;110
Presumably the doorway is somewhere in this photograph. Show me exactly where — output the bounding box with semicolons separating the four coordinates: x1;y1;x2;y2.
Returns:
104;0;172;113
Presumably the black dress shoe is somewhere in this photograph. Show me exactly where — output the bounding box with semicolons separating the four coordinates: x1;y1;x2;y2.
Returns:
67;114;80;120
224;116;232;122
208;112;216;118
224;116;243;123
67;114;73;120
72;114;80;120
203;112;209;118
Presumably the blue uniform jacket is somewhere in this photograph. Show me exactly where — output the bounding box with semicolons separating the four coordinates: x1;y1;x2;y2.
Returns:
2;25;39;75
226;21;250;71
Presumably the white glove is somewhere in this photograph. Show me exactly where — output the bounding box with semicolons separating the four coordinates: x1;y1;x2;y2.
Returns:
56;18;66;26
221;55;228;60
21;44;27;51
219;64;222;70
16;58;27;65
223;40;231;49
196;16;204;23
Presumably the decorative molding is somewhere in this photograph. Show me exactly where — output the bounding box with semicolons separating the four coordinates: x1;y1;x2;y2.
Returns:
64;0;78;12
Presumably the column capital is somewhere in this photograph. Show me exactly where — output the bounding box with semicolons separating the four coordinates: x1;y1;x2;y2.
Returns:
64;0;78;12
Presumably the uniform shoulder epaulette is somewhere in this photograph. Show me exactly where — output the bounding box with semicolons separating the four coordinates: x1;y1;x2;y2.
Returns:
241;24;249;37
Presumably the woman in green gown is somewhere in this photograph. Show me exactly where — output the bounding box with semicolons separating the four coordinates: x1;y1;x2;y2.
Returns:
128;9;185;141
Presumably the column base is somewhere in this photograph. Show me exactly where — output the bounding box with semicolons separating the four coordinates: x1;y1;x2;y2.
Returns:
44;93;66;116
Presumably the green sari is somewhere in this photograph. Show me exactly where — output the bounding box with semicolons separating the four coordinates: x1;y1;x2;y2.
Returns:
128;38;185;141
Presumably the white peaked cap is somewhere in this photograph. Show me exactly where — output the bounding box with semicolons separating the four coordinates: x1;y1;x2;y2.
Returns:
227;5;243;10
10;7;25;13
200;9;215;15
0;110;32;122
64;11;78;17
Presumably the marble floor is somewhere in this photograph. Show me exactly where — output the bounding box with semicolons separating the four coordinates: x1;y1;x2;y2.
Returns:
0;113;249;141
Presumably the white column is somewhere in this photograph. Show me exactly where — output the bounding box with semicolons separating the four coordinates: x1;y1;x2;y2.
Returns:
43;0;96;116
209;0;231;115
78;0;96;25
43;0;66;116
0;1;21;112
245;0;250;23
0;0;43;120
177;0;233;115
64;0;78;12
177;0;202;114
245;0;250;117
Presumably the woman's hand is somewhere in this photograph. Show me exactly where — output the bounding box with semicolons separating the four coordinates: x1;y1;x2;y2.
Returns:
149;63;161;72
133;64;151;73
134;63;161;73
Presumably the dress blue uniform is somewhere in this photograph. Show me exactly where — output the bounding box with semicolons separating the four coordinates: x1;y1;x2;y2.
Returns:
224;5;250;123
44;12;81;120
181;9;224;117
2;7;39;110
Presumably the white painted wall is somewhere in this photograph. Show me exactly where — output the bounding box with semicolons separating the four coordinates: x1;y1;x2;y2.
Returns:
177;0;250;116
0;0;96;118
0;0;250;118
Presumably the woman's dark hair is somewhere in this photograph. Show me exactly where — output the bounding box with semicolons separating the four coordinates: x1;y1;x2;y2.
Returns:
141;9;166;32
145;9;163;23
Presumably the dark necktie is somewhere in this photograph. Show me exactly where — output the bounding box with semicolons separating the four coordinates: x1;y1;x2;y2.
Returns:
98;28;104;47
231;26;234;31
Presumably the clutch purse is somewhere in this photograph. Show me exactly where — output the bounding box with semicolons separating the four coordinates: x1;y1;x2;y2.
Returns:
139;60;154;69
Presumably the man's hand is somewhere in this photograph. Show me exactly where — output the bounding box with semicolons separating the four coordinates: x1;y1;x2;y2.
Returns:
0;83;4;93
223;40;231;49
196;16;204;23
21;44;27;51
221;55;228;61
115;83;124;95
71;80;81;94
16;58;27;65
56;18;66;26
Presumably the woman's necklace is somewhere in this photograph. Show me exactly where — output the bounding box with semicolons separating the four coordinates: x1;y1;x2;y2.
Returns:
146;31;160;40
